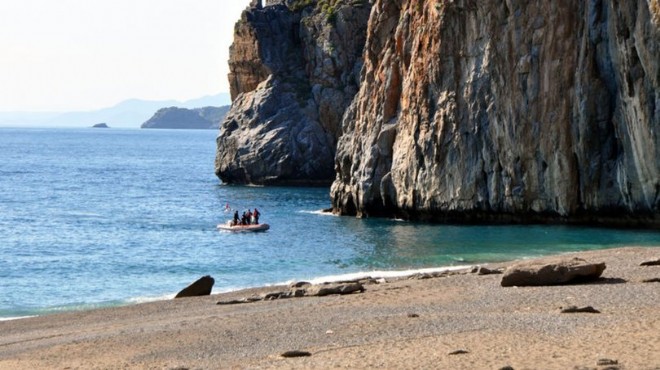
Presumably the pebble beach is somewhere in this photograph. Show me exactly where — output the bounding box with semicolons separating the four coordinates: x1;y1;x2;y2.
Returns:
1;246;659;369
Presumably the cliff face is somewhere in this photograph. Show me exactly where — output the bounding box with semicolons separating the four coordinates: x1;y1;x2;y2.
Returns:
331;0;659;225
215;2;371;185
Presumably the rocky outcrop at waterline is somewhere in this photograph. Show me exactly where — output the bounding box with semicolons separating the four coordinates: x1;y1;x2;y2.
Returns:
214;0;371;186
330;0;659;226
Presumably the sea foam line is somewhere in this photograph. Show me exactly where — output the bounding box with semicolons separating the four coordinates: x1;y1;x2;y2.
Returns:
280;265;472;286
297;209;338;216
0;315;37;322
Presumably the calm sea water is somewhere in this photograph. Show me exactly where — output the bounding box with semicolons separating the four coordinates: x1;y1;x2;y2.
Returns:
0;128;658;319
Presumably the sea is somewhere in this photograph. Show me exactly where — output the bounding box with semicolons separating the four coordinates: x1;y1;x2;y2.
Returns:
1;127;658;320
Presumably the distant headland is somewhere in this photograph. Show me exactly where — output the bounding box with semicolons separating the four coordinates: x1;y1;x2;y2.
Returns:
141;106;230;130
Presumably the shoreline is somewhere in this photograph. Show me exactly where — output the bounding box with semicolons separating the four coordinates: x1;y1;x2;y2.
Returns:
1;246;659;369
0;265;476;322
0;243;655;322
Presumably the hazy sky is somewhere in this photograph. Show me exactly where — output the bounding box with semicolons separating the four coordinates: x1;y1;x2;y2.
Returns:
0;0;249;112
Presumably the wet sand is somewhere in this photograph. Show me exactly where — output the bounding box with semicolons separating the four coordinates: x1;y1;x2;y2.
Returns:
1;246;659;369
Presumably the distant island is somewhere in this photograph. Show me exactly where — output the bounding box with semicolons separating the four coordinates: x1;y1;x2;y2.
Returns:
141;106;230;129
92;123;109;128
0;92;231;128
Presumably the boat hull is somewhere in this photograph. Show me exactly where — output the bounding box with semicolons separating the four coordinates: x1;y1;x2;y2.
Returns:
217;223;270;232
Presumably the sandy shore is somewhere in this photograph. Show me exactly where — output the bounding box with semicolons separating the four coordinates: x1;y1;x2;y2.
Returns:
1;246;659;369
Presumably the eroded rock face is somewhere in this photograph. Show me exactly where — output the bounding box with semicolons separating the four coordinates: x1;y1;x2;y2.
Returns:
331;0;659;226
215;2;371;186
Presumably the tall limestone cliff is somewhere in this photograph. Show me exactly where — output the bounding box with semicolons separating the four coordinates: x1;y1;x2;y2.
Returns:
331;0;659;226
215;1;371;185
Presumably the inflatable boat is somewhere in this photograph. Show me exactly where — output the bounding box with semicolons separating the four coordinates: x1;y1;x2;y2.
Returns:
217;222;270;232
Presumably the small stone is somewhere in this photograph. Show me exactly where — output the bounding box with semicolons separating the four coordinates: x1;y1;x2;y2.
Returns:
281;350;312;358
448;349;469;355
498;366;515;370
642;278;660;283
597;358;618;366
560;305;601;314
325;330;334;334
640;258;660;266
290;281;311;288
407;313;420;318
477;266;503;275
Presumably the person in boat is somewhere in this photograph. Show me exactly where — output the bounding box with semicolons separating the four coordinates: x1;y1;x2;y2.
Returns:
247;209;253;224
253;208;260;225
233;210;239;226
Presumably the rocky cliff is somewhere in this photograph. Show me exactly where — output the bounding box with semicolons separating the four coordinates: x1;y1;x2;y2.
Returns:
330;0;659;226
215;0;371;185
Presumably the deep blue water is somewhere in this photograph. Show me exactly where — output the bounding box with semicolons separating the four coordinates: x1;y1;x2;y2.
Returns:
1;127;658;319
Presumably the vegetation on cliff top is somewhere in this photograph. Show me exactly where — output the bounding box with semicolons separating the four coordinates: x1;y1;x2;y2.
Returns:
288;0;368;22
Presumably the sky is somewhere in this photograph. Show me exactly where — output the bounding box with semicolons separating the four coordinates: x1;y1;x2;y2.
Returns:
0;0;249;112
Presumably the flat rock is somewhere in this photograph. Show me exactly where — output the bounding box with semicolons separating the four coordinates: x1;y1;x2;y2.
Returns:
281;350;311;358
448;349;469;355
640;258;660;266
476;266;503;275
174;275;214;298
501;258;606;287
305;282;365;297
597;358;618;366
560;305;601;314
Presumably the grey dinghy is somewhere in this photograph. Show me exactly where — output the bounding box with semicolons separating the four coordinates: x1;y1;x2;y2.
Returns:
217;222;270;232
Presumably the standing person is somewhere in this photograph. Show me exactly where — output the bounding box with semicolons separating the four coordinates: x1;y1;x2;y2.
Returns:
233;210;239;226
247;209;253;224
253;208;260;225
241;211;248;225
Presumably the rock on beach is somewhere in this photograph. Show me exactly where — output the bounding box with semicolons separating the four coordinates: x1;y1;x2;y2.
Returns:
175;275;215;298
501;258;606;287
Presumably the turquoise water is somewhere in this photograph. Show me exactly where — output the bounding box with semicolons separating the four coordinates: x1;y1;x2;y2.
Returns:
0;128;658;319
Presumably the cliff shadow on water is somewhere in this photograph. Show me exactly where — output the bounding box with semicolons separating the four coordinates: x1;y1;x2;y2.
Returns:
216;0;659;228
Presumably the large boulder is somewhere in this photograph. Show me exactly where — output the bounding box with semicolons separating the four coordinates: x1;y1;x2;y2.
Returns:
501;258;606;287
175;275;215;298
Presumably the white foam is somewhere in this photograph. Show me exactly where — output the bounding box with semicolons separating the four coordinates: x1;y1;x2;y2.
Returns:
126;293;175;304
287;265;471;286
0;315;37;321
298;209;337;216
